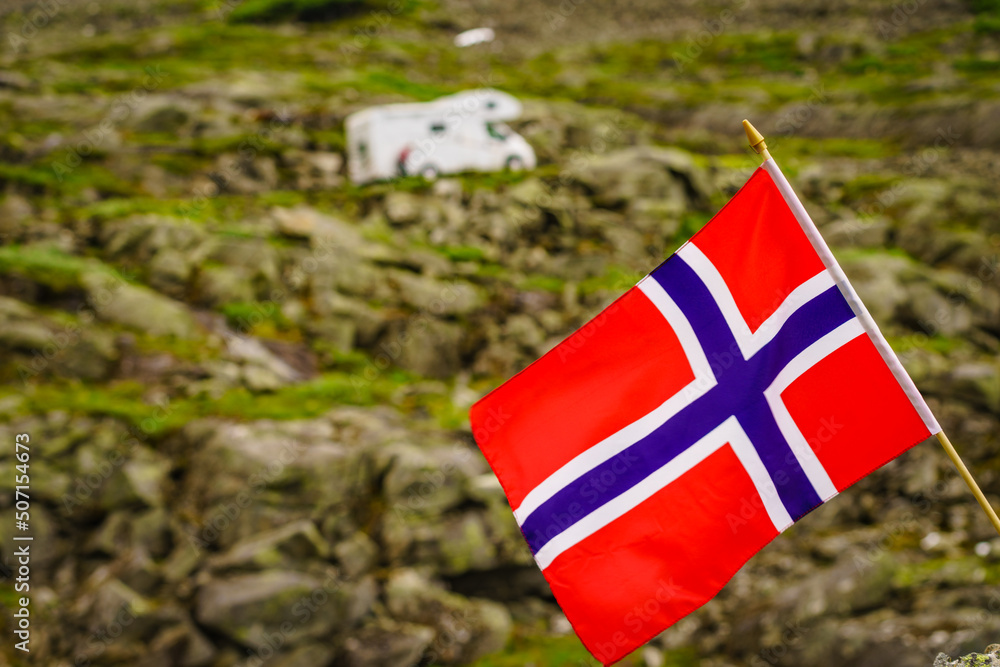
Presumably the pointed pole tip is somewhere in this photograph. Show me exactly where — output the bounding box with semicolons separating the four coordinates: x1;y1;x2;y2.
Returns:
742;119;771;163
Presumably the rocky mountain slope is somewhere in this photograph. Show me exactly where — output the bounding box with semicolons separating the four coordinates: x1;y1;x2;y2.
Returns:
0;0;999;665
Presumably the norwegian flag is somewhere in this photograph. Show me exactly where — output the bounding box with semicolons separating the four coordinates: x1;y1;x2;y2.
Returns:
470;160;940;665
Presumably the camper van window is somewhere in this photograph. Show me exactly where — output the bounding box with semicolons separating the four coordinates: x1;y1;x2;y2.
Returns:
486;100;497;109
486;122;509;141
430;123;446;135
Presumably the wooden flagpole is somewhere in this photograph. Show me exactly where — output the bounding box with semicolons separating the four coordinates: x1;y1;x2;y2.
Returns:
935;431;1000;536
741;118;1000;539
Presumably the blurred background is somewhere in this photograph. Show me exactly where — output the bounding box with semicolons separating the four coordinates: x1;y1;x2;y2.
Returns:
0;0;999;665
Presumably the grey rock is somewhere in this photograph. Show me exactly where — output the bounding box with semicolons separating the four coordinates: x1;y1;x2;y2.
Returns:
517;100;645;164
285;150;344;191
211;153;279;193
503;313;545;349
385;569;512;664
208;519;329;571
899;281;974;337
627;198;684;237
934;645;1000;666
195;570;346;649
0;71;32;90
194;265;255;306
162;542;202;586
0;318;51;350
312;292;389;346
840;253;913;326
84;273;200;339
432;178;463;200
131;507;173;559
381;507;502;575
70;575;188;665
84;511;133;556
275;205;324;238
823;215;891;248
310;318;358;355
192;359;244;397
147;620;217;667
0;297;118;381
300;247;386;301
100;217;155;259
240;363;291;392
272;206;366;250
379;443;480;517
507;177;548;208
333;532;379;579
948;363;1000;413
384;191;424;225
79;575;155;635
392;272;483;316
0;194;32;240
574;146;710;210
99;447;171;511
118;550;165;598
342;619;435;667
269;643;336;667
225;335;301;391
0;295;37;320
101;215;210;267
392;318;465;379
181;420;374;547
134;104;191;134
435;512;499;574
51;328;119;381
207;237;282;291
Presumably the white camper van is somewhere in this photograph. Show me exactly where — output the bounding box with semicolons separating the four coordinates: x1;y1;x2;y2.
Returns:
345;89;537;184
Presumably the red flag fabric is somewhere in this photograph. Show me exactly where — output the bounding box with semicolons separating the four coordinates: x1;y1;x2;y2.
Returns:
470;160;939;665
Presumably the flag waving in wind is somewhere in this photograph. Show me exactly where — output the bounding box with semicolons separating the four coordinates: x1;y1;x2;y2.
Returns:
470;157;940;665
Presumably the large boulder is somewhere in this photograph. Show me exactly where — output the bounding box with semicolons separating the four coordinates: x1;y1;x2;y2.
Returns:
381;509;501;575
378;443;483;517
384;191;424;226
935;645;1000;666
195;570;372;649
946;363;1000;414
342;619;436;667
224;336;302;391
130;100;194;134
839;253;912;327
284;150;344;191
573;146;711;210
98;445;172;512
193;265;255;306
100;215;210;265
390;318;466;379
83;273;200;339
207;519;330;572
516;100;649;165
390;272;483;317
179;414;383;549
0;296;119;381
385;569;512;665
333;531;379;579
269;643;337;667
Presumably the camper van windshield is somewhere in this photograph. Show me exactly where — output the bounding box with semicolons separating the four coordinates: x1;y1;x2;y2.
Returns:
485;122;510;141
